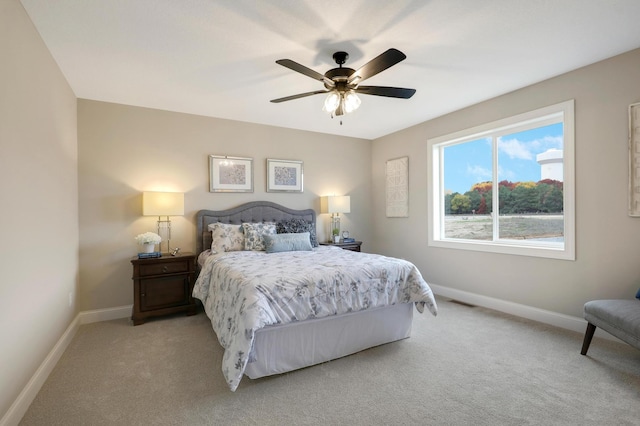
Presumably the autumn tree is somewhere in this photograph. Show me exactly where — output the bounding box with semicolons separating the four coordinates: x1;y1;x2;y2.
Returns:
471;181;492;194
450;193;471;214
477;194;489;214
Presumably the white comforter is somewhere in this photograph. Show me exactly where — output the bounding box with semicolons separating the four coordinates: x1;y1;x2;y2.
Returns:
192;246;438;391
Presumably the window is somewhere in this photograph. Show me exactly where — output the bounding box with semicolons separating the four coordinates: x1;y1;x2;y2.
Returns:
428;100;575;260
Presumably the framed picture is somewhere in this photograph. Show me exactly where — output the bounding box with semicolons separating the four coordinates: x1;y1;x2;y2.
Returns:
266;159;303;193
386;156;409;217
209;155;253;193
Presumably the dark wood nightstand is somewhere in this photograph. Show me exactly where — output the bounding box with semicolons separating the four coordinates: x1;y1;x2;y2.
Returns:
130;252;197;325
320;241;362;252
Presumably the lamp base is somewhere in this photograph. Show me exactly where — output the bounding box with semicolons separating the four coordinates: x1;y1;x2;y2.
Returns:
330;214;341;243
157;217;172;254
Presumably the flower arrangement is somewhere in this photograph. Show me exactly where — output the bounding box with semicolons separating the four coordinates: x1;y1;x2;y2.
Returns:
135;232;162;245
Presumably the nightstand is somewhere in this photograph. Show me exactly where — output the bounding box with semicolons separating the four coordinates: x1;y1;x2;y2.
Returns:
130;252;197;325
320;241;362;252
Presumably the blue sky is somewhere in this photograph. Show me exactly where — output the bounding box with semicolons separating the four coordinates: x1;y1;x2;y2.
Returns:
443;123;563;194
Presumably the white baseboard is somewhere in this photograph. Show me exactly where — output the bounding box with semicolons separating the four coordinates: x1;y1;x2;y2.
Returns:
79;304;132;325
0;305;132;426
429;284;616;341
1;315;80;426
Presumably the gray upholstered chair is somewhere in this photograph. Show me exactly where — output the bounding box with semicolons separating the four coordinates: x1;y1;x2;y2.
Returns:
580;290;640;355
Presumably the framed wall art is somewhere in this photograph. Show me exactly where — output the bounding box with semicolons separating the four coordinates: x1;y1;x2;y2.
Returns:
209;155;253;193
386;156;409;217
266;159;303;193
629;102;640;216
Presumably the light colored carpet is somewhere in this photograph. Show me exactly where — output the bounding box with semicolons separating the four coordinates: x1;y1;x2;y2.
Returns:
20;297;640;425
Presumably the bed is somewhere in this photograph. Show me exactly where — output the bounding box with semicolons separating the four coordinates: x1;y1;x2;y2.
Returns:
193;201;437;391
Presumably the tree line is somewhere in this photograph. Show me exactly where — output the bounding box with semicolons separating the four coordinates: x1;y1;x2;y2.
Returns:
445;179;563;215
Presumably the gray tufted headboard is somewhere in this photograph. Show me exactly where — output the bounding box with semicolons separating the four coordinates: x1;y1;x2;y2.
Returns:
195;201;316;256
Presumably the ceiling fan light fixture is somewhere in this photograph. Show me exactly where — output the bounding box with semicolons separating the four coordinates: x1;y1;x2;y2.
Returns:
323;91;340;114
323;90;361;116
343;90;361;114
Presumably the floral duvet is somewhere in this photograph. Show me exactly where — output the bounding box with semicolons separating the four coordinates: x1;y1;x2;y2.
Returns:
192;245;438;391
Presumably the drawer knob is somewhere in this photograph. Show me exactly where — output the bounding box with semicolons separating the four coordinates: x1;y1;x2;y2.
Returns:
162;266;168;273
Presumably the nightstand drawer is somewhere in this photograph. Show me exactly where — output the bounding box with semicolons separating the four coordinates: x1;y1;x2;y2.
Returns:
138;260;189;276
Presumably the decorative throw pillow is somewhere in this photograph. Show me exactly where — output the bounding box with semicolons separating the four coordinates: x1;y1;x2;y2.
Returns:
264;232;313;253
242;222;276;251
208;222;244;253
276;218;319;247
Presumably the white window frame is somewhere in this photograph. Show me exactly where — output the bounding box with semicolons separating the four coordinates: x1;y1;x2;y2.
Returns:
427;100;575;260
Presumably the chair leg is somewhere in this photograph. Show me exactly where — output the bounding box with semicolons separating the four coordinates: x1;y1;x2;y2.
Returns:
581;323;596;355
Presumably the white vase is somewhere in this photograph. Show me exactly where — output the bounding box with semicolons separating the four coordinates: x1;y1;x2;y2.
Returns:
142;243;155;253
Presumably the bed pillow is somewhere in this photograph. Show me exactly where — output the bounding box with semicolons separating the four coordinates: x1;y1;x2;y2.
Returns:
242;222;276;251
207;222;244;253
264;233;313;253
276;218;319;247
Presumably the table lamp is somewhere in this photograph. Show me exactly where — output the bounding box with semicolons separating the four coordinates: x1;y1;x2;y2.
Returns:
142;191;184;254
320;195;350;242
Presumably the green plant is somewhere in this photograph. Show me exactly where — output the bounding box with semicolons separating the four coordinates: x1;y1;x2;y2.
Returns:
332;228;340;236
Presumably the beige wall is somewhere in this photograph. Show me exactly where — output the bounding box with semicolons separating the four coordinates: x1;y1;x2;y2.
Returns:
0;0;78;419
77;100;371;311
371;48;640;318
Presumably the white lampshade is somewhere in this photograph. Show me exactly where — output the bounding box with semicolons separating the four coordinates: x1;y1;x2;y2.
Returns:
321;195;351;214
323;92;340;113
143;192;184;216
343;91;361;114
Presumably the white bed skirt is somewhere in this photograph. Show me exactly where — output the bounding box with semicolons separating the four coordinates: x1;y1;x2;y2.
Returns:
244;303;414;379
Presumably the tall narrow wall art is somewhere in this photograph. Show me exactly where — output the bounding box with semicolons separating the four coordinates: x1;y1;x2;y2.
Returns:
386;156;409;217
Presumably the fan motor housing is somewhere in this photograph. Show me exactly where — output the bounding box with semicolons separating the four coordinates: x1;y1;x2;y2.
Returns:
324;67;355;90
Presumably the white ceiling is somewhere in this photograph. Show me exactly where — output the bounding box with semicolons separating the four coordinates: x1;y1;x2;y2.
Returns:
20;0;640;140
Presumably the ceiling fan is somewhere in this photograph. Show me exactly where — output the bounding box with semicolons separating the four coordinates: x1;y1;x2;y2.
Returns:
270;48;416;117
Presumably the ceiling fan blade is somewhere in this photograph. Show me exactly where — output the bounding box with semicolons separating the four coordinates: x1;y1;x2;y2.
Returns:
354;86;416;99
270;90;329;103
275;59;335;87
347;48;407;84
